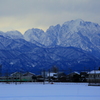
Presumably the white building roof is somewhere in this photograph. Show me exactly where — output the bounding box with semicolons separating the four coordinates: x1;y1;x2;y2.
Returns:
89;70;100;74
47;72;57;76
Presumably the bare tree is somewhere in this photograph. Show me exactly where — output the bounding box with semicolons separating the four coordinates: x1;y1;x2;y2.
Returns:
51;65;59;73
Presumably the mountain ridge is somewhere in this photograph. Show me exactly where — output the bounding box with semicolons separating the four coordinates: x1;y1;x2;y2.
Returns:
0;19;100;74
23;19;100;58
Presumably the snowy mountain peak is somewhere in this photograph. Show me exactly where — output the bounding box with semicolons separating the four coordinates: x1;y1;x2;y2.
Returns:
63;19;84;26
0;30;23;39
6;30;24;39
24;28;46;46
74;19;84;23
62;19;86;33
47;24;61;31
6;30;21;35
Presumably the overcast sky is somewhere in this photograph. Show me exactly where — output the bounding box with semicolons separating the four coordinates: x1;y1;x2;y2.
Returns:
0;0;100;34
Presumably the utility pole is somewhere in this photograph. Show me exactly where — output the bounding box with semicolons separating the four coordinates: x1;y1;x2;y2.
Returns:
49;69;51;83
94;67;96;84
0;65;2;77
43;70;45;85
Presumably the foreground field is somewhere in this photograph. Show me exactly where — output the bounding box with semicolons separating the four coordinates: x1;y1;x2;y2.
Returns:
0;82;100;100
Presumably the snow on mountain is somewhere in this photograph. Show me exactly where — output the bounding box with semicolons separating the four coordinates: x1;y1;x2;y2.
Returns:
0;19;100;74
24;28;46;46
24;19;100;54
0;30;23;39
6;30;24;39
59;19;100;50
45;24;61;46
0;43;99;74
0;31;6;38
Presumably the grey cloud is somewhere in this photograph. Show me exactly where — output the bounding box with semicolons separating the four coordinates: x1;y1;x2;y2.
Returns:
0;0;100;16
0;0;100;33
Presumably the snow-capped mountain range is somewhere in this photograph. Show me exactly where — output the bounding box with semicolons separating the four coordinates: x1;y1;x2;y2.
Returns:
0;19;100;74
24;19;100;53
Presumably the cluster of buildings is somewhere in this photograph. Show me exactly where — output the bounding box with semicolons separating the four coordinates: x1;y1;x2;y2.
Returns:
0;70;100;85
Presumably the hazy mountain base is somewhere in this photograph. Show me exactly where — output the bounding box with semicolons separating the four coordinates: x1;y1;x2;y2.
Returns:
0;37;99;74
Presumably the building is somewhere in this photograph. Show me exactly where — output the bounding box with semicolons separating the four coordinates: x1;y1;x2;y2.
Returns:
10;72;22;79
87;70;100;86
22;72;36;81
67;71;80;82
10;72;36;82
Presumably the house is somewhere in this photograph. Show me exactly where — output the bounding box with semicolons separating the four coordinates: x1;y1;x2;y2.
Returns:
37;75;44;82
10;72;23;81
41;71;59;81
47;72;58;78
22;72;36;82
68;71;80;77
10;72;36;82
57;72;67;82
87;70;100;85
80;72;88;82
41;71;67;82
67;71;80;82
0;76;8;82
10;72;22;79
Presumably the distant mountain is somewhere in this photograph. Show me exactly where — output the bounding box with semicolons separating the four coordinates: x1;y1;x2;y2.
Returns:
24;28;46;47
0;30;23;39
24;19;100;58
0;19;100;74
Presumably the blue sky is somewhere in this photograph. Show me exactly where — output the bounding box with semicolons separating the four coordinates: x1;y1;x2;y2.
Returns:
0;0;100;34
